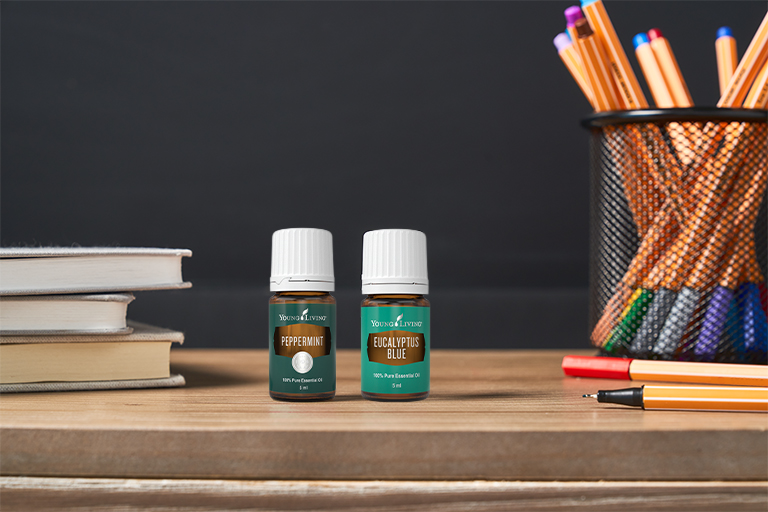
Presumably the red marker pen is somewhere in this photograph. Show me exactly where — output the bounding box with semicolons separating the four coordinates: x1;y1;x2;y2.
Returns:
562;355;768;387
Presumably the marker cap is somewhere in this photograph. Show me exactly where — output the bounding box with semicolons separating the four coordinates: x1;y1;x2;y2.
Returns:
647;28;663;41
554;32;572;53
564;6;584;27
270;228;335;292
362;229;429;295
562;355;633;380
574;17;593;38
717;26;733;39
633;33;650;49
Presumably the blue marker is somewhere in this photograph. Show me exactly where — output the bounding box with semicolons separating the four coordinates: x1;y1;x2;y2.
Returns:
716;26;738;95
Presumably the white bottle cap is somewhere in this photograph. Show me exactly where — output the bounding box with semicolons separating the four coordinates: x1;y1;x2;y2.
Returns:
361;229;428;295
271;228;335;292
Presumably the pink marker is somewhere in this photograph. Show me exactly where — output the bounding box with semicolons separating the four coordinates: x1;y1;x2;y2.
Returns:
564;6;585;43
647;28;693;107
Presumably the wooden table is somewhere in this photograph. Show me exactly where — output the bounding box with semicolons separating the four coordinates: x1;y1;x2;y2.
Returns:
1;349;767;511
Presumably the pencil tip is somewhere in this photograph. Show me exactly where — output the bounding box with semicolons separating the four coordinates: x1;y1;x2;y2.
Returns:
583;394;597;399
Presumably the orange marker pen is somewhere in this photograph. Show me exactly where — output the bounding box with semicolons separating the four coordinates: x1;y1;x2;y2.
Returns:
645;28;696;165
716;27;738;96
648;28;693;107
719;12;768;107
743;59;768;109
581;0;648;109
554;32;596;108
584;385;768;412
634;33;675;108
575;18;621;112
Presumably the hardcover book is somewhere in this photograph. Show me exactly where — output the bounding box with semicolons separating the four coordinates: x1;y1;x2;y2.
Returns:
0;293;134;335
0;247;192;295
0;321;185;393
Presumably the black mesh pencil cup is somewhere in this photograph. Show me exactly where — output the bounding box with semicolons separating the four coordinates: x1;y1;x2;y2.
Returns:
584;108;767;364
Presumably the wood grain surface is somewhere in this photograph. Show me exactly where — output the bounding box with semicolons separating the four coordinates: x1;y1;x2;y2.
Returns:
2;477;767;512
1;349;767;480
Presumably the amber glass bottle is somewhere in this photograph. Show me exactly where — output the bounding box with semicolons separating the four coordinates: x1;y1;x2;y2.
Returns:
269;228;336;402
269;291;335;401
361;293;430;401
360;229;430;402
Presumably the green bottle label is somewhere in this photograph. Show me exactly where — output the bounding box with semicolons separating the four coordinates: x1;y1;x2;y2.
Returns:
269;303;335;394
361;306;430;394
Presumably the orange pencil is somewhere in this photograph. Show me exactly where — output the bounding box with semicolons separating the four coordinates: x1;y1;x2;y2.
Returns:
743;59;768;109
575;18;621;112
634;33;675;108
719;11;768;107
648;28;693;107
554;32;596;108
581;0;648;109
716;27;739;96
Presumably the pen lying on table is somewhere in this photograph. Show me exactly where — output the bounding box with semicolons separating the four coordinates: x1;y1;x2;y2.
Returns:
562;355;768;386
584;385;768;412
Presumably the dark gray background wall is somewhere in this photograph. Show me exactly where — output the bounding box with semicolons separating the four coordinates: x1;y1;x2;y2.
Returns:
2;1;765;349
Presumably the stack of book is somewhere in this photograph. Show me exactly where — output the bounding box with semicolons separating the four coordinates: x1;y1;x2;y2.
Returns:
0;247;192;393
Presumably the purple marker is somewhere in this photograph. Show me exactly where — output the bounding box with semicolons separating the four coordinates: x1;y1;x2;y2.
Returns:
553;33;572;53
564;6;585;41
695;287;733;360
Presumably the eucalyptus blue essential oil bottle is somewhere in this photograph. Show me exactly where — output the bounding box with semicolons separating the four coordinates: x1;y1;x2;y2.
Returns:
360;229;430;402
269;228;336;401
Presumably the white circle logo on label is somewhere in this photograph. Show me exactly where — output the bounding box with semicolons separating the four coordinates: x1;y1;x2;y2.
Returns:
292;351;313;374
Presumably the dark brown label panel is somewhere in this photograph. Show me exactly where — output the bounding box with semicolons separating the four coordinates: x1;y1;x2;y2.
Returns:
367;330;426;366
273;324;332;358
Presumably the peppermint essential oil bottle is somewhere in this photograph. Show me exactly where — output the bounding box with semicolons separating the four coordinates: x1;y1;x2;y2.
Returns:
360;229;430;401
269;228;336;401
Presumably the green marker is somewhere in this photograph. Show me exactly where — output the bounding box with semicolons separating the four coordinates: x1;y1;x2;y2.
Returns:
605;288;655;354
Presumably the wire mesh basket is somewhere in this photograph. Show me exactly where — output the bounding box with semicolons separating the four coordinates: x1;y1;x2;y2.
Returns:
584;108;767;364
